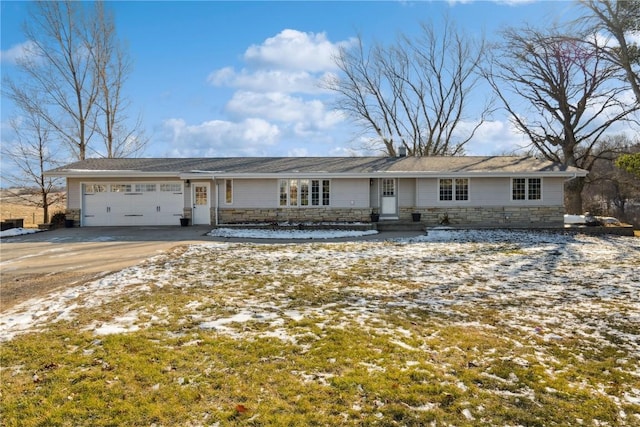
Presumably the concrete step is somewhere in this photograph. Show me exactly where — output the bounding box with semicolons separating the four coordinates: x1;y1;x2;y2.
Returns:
374;221;426;232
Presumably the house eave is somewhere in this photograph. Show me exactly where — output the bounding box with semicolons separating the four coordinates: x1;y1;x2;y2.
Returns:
47;170;587;180
44;170;180;179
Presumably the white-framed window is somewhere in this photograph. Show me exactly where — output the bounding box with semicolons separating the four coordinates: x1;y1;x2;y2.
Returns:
321;180;330;206
279;180;288;206
300;179;309;206
279;179;330;207
225;179;233;204
382;179;395;196
439;178;469;201
289;179;298;206
160;183;182;192
135;183;156;192
85;184;107;193
512;178;541;200
111;184;131;193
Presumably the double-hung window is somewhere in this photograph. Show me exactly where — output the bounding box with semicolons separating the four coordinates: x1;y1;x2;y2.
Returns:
225;180;233;204
439;178;469;201
280;179;330;207
512;178;541;200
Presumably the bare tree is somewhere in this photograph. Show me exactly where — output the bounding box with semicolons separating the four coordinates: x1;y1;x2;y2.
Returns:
4;1;98;160
1;99;66;224
326;17;490;157
88;1;146;158
483;26;639;214
3;1;145;161
578;0;640;104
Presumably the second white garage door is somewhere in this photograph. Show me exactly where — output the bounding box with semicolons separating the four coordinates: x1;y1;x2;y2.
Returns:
82;182;184;226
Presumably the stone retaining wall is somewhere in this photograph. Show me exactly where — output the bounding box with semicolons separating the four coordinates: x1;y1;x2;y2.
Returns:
405;206;565;228
218;208;371;224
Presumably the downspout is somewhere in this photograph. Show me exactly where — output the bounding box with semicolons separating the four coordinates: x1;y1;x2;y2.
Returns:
564;172;578;183
214;176;219;226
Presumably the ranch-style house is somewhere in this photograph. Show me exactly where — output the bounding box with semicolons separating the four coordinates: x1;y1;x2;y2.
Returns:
46;156;588;228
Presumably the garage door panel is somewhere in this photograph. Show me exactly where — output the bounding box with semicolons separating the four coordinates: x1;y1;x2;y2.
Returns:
82;182;185;226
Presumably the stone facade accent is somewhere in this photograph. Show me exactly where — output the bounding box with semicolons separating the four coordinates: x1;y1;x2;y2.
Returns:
406;206;565;228
218;208;371;224
65;209;81;227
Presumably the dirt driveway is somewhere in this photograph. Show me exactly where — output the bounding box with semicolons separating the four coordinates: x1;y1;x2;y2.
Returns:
0;226;215;311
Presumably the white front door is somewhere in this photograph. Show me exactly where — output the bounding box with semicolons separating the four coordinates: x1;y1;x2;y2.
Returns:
381;178;397;217
192;183;211;225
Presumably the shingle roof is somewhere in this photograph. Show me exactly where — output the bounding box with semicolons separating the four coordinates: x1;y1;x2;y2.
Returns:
46;156;587;176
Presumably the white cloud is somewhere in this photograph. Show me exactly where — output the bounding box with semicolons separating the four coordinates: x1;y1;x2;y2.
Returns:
628;31;640;46
243;29;349;72
457;119;531;155
0;41;36;64
172;29;357;158
225;91;344;130
162;118;280;157
208;67;329;94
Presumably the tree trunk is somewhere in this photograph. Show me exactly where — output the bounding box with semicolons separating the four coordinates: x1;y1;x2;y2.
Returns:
41;190;50;224
565;177;585;214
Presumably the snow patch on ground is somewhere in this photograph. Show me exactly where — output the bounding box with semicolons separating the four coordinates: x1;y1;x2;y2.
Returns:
207;227;378;239
0;227;40;238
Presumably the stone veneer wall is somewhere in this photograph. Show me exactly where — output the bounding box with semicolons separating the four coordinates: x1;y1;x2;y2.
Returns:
402;206;565;227
219;208;371;224
65;209;81;227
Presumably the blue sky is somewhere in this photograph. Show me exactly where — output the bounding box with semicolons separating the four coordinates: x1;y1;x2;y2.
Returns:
0;1;592;163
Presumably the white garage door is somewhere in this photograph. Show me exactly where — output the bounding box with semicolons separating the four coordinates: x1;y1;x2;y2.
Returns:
82;182;184;226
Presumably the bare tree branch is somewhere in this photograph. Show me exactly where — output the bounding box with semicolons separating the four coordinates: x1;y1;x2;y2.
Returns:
577;0;640;104
482;25;640;213
2;1;145;162
325;16;491;157
1;93;66;224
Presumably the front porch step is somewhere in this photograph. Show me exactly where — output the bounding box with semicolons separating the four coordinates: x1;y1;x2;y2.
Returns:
374;221;426;232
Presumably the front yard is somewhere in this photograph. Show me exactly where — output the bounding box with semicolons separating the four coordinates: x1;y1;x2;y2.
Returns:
1;230;639;426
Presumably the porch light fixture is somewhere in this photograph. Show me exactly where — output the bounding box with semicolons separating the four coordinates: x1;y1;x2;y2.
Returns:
185;179;190;187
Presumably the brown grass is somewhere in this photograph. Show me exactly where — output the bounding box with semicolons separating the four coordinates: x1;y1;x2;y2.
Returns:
0;191;66;227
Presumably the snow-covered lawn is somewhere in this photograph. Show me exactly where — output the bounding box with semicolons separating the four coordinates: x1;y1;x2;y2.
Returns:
2;229;639;425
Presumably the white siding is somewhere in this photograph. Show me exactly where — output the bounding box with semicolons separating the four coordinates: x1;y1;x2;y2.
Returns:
398;178;416;207
468;178;510;205
417;177;565;207
67;178;82;209
331;178;369;208
416;178;438;206
226;179;278;208
369;180;379;208
542;177;565;205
